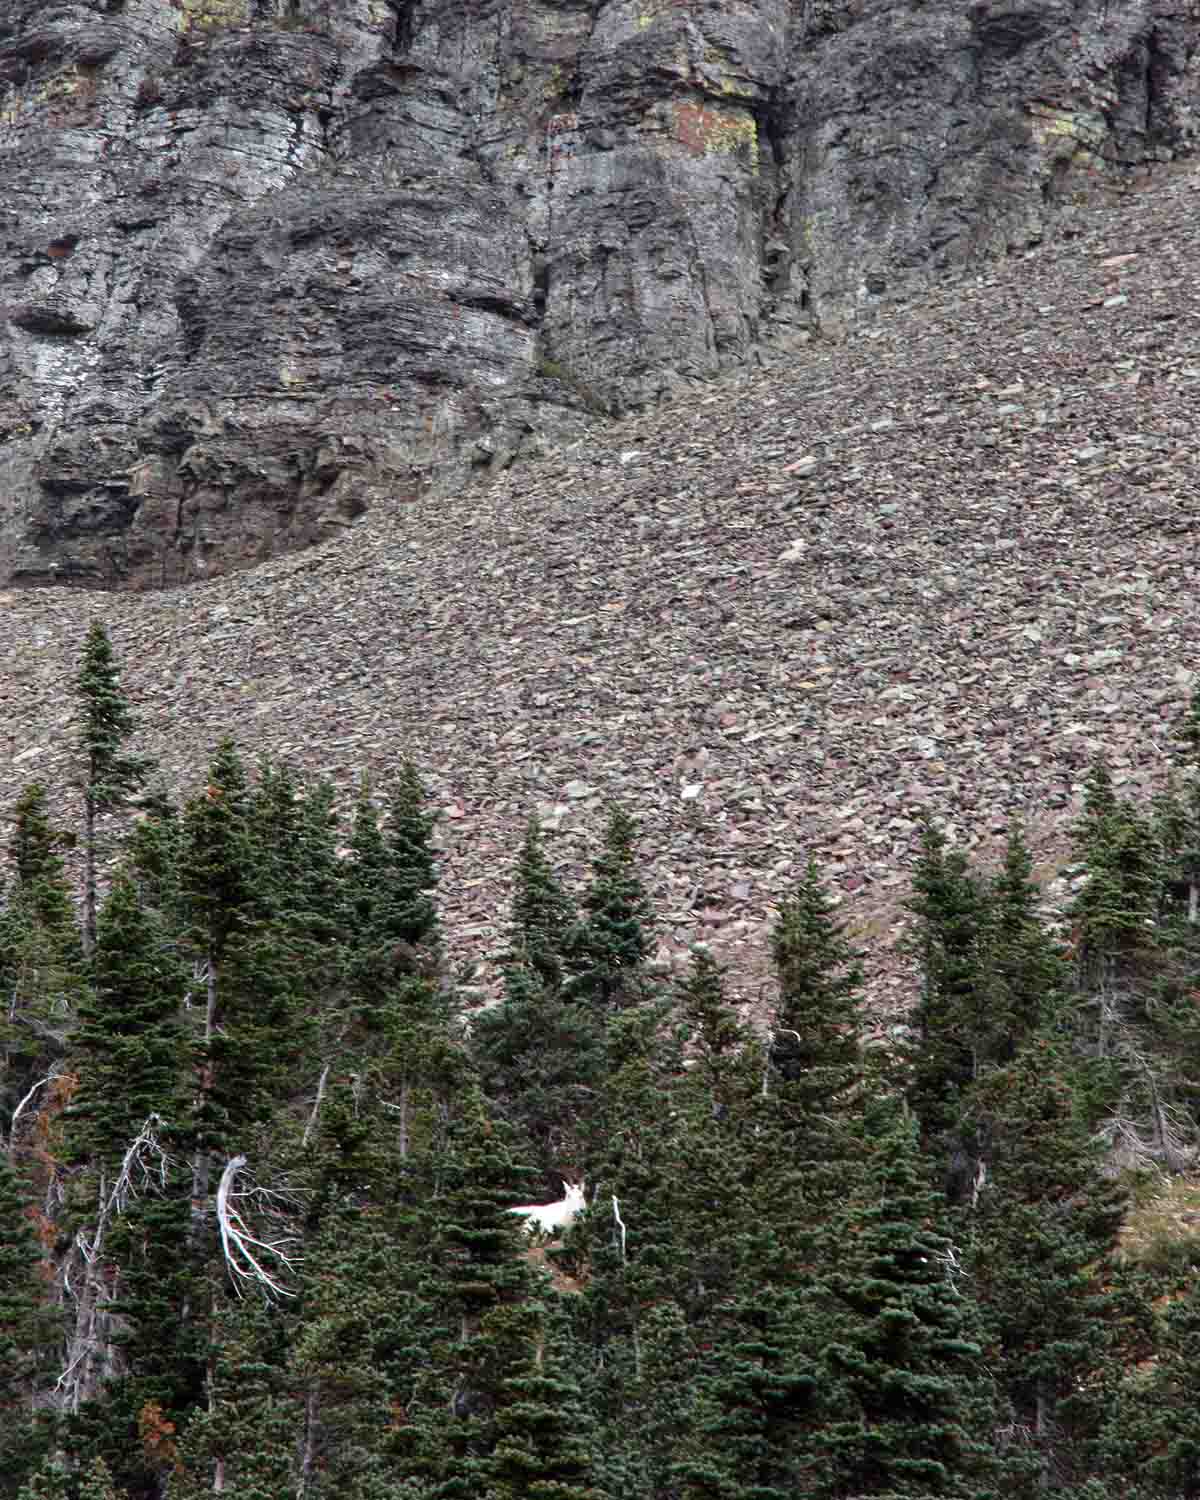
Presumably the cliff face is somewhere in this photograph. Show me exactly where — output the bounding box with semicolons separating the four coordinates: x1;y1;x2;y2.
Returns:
0;0;1195;589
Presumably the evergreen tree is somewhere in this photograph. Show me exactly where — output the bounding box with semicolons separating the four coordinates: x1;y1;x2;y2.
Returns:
509;816;577;995
1071;757;1163;988
1097;1278;1200;1499
488;1304;608;1500
0;1153;55;1494
1;784;85;1135
292;1074;436;1498
59;873;197;1499
172;1298;298;1499
566;805;653;1010
14;1463;70;1500
1070;760;1190;1169
181;740;306;1178
67;874;187;1166
77;1458;124;1500
76;622;153;955
905;820;992;1144
474;818;599;1169
397;1097;540;1498
769;857;866;1124
815;1110;1000;1499
986;822;1067;1059
344;766;443;1032
958;1042;1127;1493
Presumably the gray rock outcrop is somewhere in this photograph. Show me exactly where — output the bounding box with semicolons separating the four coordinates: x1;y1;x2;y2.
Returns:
0;0;1195;587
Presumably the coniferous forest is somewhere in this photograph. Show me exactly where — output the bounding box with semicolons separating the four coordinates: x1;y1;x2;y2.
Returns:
6;624;1200;1500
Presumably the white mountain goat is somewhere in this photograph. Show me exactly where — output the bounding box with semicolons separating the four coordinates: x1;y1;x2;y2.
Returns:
507;1180;586;1237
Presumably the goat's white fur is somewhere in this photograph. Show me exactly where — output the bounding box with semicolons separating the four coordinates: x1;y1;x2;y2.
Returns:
507;1180;586;1236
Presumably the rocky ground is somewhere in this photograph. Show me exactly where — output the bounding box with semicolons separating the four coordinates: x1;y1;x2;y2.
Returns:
2;0;1195;586
1;156;1197;1028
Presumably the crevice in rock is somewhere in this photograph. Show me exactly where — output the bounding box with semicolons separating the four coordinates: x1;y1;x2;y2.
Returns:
391;0;418;57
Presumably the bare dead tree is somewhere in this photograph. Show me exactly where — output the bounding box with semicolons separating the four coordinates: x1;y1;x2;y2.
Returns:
55;1115;173;1414
215;1154;302;1301
302;1063;330;1149
6;1066;63;1157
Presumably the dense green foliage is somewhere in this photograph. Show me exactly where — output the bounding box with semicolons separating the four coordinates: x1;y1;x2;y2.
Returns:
3;640;1200;1497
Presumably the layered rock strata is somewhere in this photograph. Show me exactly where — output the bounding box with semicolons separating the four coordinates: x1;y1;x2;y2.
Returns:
0;0;1195;586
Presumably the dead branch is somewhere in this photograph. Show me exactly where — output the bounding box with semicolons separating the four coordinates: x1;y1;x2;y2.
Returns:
7;1066;62;1154
216;1154;302;1301
302;1063;330;1149
612;1195;627;1264
55;1115;173;1412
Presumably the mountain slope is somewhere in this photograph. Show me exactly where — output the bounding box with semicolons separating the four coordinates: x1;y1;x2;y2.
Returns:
1;0;1195;586
1;158;1198;1014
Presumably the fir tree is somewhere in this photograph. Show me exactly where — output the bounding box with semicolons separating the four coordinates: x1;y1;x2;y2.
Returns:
474;818;598;1169
67;874;187;1166
509;816;577;995
487;1304;609;1500
13;1463;70;1500
0;1153;55;1494
181;740;307;1176
1;784;85;1134
76;1458;124;1500
344;766;442;1031
1071;757;1163;987
986;821;1067;1058
906;820;991;1143
76;622;153;955
815;1109;1000;1500
769;857;865;1115
566;805;653;1010
958;1042;1127;1494
59;872;197;1498
399;1098;539;1498
1097;1278;1200;1499
172;1298;298;1499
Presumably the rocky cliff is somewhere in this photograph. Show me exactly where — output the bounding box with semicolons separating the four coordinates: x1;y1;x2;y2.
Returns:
0;0;1195;588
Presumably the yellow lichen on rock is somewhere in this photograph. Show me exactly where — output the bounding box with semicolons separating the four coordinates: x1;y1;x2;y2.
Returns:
178;0;250;31
673;101;758;169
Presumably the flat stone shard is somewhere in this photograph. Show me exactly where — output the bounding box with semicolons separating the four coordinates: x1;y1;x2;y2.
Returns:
0;0;1195;589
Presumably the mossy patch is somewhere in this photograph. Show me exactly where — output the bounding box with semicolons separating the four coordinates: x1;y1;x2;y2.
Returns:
178;0;250;31
1118;1173;1200;1272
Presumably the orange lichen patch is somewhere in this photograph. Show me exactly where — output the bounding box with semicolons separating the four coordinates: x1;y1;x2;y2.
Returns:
672;101;757;165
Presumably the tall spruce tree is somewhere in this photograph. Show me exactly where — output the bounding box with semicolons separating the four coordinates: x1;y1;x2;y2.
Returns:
474;817;599;1169
59;872;197;1498
986;822;1067;1059
0;1152;55;1494
905;820;992;1146
487;1303;609;1500
814;1109;1001;1500
566;805;653;1010
1071;757;1163;989
1096;1277;1200;1500
1;784;85;1135
509;815;577;994
669;954;822;1500
957;1042;1127;1495
343;764;442;1032
67;873;187;1166
76;622;153;955
769;857;866;1118
181;740;307;1191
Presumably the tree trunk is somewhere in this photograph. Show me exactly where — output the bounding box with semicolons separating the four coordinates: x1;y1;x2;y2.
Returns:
83;791;98;957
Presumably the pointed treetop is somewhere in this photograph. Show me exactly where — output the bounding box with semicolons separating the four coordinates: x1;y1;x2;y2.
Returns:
77;620;153;812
